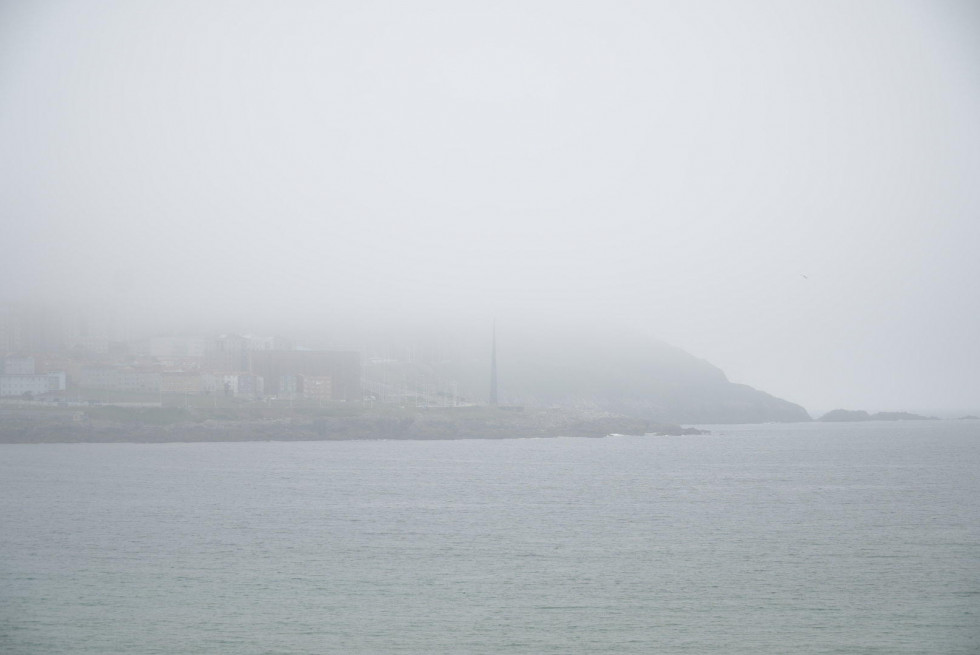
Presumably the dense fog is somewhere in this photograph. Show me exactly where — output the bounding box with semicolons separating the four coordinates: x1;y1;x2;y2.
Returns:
2;1;978;413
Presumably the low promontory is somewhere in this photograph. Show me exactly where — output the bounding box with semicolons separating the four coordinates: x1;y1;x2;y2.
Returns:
0;405;706;444
818;409;938;422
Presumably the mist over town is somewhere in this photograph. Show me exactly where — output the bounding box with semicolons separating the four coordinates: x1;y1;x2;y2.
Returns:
3;2;979;418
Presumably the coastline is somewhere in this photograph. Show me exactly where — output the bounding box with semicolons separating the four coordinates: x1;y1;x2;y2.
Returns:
0;406;706;444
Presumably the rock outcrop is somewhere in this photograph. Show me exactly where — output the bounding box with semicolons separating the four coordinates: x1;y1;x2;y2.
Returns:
818;409;937;422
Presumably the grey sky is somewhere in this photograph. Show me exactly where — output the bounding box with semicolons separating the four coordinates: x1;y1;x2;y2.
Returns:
2;1;978;414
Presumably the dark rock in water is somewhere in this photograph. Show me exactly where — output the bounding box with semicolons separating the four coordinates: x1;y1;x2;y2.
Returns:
870;411;937;421
651;425;709;436
819;409;873;422
819;409;937;422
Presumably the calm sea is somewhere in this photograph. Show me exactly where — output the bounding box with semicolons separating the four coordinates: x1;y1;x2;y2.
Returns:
1;420;978;654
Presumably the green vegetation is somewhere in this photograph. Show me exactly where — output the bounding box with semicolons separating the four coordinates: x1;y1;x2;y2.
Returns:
85;406;192;425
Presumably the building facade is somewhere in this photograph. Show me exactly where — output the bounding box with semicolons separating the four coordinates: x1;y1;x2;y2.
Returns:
0;372;67;397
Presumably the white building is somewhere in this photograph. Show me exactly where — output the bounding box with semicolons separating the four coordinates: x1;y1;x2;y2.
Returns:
0;371;66;397
201;372;264;398
302;375;332;402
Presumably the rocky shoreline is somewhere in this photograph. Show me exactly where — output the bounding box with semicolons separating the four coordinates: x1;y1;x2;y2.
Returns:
0;406;707;444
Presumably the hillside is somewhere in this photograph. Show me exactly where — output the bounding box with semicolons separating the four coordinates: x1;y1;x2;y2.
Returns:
390;324;811;424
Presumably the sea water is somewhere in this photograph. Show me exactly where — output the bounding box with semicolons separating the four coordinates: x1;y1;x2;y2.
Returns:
1;420;978;654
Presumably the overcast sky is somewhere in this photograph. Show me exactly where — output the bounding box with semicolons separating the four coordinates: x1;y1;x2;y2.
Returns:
2;1;978;414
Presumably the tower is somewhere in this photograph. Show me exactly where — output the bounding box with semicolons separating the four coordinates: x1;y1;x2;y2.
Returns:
489;320;498;406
